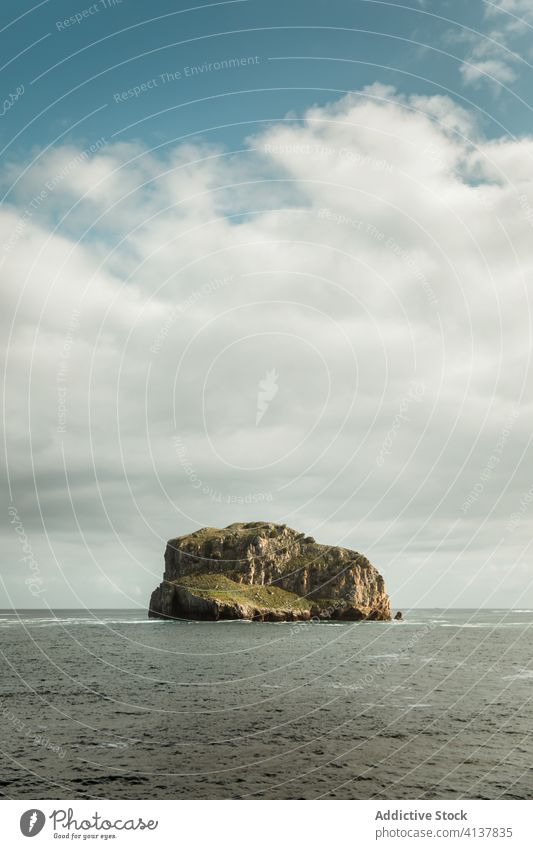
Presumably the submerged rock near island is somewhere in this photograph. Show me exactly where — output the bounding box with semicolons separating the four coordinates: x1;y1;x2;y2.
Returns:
148;522;393;622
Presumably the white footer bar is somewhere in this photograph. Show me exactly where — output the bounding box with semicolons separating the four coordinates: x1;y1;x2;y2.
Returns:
1;799;531;849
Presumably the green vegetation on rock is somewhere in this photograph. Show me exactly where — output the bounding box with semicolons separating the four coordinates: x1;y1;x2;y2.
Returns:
174;573;312;612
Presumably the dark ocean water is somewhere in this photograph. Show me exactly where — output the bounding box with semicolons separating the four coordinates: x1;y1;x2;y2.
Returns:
0;608;531;800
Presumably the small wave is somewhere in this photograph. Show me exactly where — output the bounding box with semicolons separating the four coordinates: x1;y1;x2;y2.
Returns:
0;617;169;628
319;623;346;627
98;619;166;626
215;619;253;623
416;656;448;664
439;623;492;629
502;669;533;681
367;654;400;659
440;622;529;630
390;621;426;626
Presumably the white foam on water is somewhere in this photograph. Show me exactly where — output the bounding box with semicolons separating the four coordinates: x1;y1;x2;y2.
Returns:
215;619;253;623
390;621;426;626
502;669;533;681
0;616;171;629
367;653;400;659
440;622;529;630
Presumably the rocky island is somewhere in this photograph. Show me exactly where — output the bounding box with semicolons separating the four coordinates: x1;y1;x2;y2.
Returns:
149;522;394;621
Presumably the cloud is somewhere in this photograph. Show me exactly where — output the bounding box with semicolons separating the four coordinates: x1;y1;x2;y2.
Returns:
458;0;533;90
460;58;518;86
1;87;532;609
486;0;533;28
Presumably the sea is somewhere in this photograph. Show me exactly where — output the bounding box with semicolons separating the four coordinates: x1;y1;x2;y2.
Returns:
0;608;531;800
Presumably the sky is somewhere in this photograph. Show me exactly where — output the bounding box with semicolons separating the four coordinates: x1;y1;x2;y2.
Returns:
1;0;533;610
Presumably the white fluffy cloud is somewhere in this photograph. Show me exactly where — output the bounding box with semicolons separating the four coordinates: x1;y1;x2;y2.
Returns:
2;86;532;609
460;59;518;86
458;0;533;89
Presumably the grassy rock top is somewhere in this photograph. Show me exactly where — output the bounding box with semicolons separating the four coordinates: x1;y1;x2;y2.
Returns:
174;573;312;613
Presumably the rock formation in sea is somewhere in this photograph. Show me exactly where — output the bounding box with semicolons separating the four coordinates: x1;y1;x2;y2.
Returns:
148;522;393;621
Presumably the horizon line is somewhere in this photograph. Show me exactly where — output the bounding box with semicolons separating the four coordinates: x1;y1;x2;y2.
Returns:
1;606;530;612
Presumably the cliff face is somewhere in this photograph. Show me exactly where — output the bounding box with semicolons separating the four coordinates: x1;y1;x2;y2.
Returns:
149;522;392;621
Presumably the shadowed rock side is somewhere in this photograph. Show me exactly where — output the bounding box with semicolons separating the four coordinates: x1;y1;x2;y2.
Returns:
149;522;392;622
